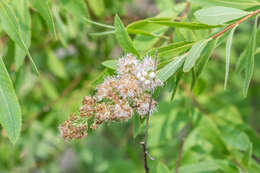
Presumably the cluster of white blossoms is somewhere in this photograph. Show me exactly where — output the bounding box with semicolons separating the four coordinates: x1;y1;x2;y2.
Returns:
59;54;163;140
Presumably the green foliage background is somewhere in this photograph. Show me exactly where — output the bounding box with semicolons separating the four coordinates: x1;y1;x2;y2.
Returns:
0;0;260;172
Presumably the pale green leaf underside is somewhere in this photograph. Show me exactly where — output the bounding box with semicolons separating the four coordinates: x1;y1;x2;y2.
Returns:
243;15;258;96
157;54;187;82
224;26;237;89
195;6;249;26
183;40;208;72
0;57;21;144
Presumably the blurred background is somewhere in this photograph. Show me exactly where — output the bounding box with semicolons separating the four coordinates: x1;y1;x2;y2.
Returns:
0;0;260;172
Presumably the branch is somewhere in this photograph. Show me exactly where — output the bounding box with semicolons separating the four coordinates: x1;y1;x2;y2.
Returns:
210;8;260;40
180;81;208;115
175;138;185;173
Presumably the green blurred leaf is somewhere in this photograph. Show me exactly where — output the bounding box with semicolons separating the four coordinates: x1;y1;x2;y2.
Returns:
189;0;260;10
0;0;38;74
0;57;21;144
40;76;59;100
224;26;237;89
86;0;105;17
11;0;31;70
102;60;117;70
170;71;183;101
133;115;144;138
157;54;186;82
183;40;208;72
114;15;140;56
198;115;229;154
179;161;220;173
60;0;89;23
243;15;258;96
149;20;222;29
47;50;67;79
195;6;249;26
30;0;57;38
157;162;170;173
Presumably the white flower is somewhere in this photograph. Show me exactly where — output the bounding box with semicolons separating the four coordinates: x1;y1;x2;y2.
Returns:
149;72;156;79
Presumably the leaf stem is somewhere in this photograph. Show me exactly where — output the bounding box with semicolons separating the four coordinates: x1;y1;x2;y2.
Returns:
209;8;260;40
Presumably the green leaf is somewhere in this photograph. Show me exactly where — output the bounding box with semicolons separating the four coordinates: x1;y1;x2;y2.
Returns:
183;40;208;72
0;0;38;74
149;41;194;63
133;115;144;138
179;161;220;173
198;115;229;154
0;57;21;144
170;71;183;101
102;60;118;70
47;50;67;79
224;26;237;89
60;0;89;23
89;31;115;36
243;15;258;96
157;54;187;82
157;162;170;173
86;0;105;17
242;142;252;166
189;0;260;10
127;28;168;39
148;20;222;29
11;0;31;70
83;18;114;29
195;39;216;79
195;6;249;26
30;0;57;38
114;15;140;56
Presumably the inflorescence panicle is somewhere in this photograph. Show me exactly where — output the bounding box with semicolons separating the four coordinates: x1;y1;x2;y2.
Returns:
59;54;163;140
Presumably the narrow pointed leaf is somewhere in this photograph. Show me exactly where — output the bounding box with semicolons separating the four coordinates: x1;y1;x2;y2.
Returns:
224;26;237;89
114;15;140;56
157;54;187;82
30;0;57;38
189;0;259;10
195;6;249;26
196;39;217;79
243;16;258;96
0;57;22;144
183;40;208;72
149;21;222;29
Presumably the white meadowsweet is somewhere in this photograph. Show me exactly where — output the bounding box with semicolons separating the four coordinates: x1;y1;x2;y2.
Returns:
60;53;164;140
117;53;138;75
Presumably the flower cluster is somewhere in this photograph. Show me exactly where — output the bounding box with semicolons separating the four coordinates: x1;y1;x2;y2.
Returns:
59;54;163;140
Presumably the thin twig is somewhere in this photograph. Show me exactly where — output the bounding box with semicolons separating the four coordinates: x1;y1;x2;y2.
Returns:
140;51;158;173
175;138;185;173
209;8;260;40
